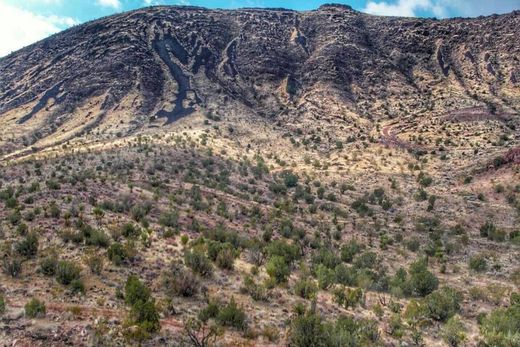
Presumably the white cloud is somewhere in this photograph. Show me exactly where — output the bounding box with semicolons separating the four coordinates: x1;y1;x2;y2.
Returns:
96;0;122;10
0;3;79;57
363;0;519;17
363;0;434;17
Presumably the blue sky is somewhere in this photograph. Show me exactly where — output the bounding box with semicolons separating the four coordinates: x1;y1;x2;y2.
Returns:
0;0;519;57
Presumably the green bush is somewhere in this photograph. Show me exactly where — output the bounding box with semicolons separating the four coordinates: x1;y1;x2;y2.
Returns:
266;240;300;265
0;294;5;314
25;298;46;318
56;260;81;286
479;300;520;346
281;171;299;188
353;251;377;270
266;256;290;284
185;248;213;277
108;242;125;265
424;287;462;321
16;232;39;258
469;254;488;272
85;253;104;275
86;229;111;248
294;278;318;299
121;223;140;238
207;241;236;270
40;255;58;276
441;316;466;347
70;279;86;294
125;275;160;334
404;258;439;297
288;306;380;347
479;221;506;241
2;257;22;278
159;209;179;228
216;297;248;331
240;276;268;301
315;265;335;290
162;264;200;297
215;247;235;270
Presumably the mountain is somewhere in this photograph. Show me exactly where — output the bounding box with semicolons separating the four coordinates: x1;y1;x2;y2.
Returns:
0;4;518;157
0;5;519;347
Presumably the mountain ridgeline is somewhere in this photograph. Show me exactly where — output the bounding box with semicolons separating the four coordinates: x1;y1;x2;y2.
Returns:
0;4;518;154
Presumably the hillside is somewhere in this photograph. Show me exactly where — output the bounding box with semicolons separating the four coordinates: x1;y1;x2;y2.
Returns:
0;4;519;346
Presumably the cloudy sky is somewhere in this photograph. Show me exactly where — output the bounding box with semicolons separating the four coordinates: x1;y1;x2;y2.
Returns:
0;0;518;57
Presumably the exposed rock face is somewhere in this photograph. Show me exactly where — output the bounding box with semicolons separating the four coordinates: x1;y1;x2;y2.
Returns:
0;5;518;152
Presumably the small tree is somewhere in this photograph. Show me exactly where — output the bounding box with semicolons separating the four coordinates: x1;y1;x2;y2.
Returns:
124;276;160;335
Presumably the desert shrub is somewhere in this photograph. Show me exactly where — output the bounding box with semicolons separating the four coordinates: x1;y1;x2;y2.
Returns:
56;260;81;285
404;258;439;297
441;316;466;347
159;209;179;228
207;241;236;270
124;276;160;335
353;251;377;270
215;247;235;270
334;264;357;286
266;240;300;265
46;179;61;190
417;172;433;187
388;314;404;338
121;223;140;238
47;203;61;218
294;278;318;299
479;299;520;346
315;265;335;290
85;253;104;275
70;279;85;294
199;301;221;322
479;221;506;241
5;196;17;209
16;232;39;258
424;287;462;321
351;198;372;217
86;229;111;248
512;268;520;287
25;298;46;318
266;256;290;284
281;171;299;188
185;248;213;277
216;297;248;331
469;254;488;272
261;325;280;343
108;242;126;265
163;264;200;297
40;255;58;276
334;286;365;309
3;256;22;278
288;306;380;347
7;210;22;225
406;238;421;252
312;248;341;270
0;294;5;314
130;202;152;222
240;275;268;301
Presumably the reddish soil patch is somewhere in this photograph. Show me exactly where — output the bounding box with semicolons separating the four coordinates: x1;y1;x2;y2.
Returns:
442;106;511;123
505;147;520;165
380;123;426;152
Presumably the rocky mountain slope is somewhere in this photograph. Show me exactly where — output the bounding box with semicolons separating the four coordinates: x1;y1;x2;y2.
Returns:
0;4;519;347
0;4;519;157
